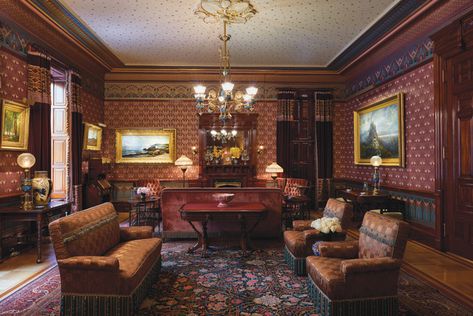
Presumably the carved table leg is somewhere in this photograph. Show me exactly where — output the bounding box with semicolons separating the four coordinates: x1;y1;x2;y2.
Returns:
36;214;42;263
201;220;209;257
239;215;248;256
187;221;203;254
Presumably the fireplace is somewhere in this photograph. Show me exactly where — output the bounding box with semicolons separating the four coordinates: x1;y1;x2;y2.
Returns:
214;179;242;188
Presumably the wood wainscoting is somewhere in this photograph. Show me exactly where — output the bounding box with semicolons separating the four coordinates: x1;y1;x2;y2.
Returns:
333;179;442;250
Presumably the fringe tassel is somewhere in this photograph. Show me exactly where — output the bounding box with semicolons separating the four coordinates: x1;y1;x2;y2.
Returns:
61;258;161;316
284;246;307;276
307;275;399;316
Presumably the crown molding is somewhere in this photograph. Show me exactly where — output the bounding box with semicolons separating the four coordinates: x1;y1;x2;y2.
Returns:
23;0;123;70
105;67;345;86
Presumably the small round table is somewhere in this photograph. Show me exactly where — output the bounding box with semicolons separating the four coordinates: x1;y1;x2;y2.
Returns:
127;196;159;226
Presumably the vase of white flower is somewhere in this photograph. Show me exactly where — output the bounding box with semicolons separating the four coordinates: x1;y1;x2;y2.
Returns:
136;187;150;201
310;217;342;237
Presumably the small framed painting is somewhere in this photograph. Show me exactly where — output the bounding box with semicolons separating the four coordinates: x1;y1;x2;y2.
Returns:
115;129;176;164
83;123;103;151
354;93;405;167
0;99;30;151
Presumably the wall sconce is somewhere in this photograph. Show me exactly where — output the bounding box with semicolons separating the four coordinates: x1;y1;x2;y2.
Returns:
191;146;198;155
257;145;264;155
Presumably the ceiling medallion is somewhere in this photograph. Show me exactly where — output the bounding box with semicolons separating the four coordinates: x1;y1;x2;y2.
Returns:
193;0;258;122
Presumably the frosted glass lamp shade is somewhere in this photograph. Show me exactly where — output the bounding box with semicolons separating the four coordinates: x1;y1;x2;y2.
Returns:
243;94;252;102
17;153;36;169
266;162;284;174
246;86;258;96
221;82;234;92
370;155;382;167
194;85;207;94
175;155;193;169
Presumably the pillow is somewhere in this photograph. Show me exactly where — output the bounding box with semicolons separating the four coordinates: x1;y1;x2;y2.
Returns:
312;241;323;256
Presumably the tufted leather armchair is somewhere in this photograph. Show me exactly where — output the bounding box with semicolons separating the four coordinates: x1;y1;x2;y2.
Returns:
306;211;409;316
49;202;162;316
283;198;352;275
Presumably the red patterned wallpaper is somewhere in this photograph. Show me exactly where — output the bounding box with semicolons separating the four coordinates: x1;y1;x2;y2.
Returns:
0;48;28;195
334;62;435;192
103;100;277;181
82;89;104;125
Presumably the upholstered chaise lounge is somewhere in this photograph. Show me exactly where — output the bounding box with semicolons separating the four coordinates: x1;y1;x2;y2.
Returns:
283;198;353;275
306;211;409;316
49;202;162;316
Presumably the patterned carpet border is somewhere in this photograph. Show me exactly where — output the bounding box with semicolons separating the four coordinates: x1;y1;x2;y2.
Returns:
0;241;472;316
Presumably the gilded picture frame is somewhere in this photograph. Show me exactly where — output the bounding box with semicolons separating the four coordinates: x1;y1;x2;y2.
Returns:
115;129;176;164
0;99;30;151
354;93;405;167
83;123;103;151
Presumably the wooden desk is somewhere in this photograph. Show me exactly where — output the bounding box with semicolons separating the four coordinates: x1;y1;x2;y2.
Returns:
179;202;267;257
338;189;390;220
0;200;71;263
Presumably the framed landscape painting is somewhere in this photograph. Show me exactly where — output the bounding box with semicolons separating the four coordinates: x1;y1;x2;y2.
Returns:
0;99;30;151
83;123;103;151
116;129;176;163
354;93;405;167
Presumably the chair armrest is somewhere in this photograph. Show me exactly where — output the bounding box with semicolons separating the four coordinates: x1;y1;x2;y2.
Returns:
318;240;359;259
341;257;401;275
293;220;313;231
58;256;119;271
120;226;153;241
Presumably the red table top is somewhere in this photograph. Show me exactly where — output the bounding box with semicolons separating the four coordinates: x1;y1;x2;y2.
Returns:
180;202;266;213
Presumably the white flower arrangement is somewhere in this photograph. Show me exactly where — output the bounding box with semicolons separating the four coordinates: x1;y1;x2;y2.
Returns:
310;217;342;234
136;187;150;195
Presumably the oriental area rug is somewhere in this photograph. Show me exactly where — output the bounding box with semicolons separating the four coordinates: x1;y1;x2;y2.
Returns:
0;241;471;316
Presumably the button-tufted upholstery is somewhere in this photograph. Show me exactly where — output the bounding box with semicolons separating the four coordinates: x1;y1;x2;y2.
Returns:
283;198;352;275
49;202;162;316
306;211;409;316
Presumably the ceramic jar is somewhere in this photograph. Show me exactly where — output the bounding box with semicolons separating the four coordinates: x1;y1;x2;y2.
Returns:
32;171;52;206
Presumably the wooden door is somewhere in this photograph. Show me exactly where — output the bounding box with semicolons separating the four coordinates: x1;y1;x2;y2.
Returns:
445;49;473;259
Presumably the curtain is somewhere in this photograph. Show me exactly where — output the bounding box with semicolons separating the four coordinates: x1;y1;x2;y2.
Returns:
27;45;51;173
69;70;83;212
276;90;296;175
314;92;333;207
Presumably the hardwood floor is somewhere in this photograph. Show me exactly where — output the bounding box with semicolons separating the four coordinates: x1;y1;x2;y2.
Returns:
348;228;473;310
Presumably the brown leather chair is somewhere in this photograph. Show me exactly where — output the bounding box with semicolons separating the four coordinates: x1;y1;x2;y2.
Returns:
283;198;352;275
306;211;409;316
49;202;162;316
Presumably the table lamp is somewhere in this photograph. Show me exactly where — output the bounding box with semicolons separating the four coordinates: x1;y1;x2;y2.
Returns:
175;155;193;187
370;155;382;194
17;153;36;210
266;162;284;187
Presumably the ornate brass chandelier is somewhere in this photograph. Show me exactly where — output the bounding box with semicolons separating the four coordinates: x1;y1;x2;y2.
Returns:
193;0;258;122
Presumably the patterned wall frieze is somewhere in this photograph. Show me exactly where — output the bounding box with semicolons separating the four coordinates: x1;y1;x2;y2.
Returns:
0;21;29;56
104;82;279;101
345;38;433;97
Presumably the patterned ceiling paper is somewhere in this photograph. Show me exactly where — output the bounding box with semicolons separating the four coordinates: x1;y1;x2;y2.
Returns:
60;0;398;67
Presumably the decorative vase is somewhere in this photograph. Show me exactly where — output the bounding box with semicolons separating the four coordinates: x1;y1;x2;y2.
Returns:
32;171;52;207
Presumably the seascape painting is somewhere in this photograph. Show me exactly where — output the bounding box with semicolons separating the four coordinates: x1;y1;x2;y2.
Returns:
1;100;30;151
354;93;405;167
116;129;176;163
83;123;102;151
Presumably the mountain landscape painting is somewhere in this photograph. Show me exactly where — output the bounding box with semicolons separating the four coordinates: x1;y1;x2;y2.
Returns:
354;93;404;166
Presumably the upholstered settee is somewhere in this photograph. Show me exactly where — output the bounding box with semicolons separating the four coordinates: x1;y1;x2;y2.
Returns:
160;188;282;239
49;202;162;316
306;211;409;316
283;198;353;275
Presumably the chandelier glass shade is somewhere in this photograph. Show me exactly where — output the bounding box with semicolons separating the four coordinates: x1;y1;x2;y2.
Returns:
193;0;258;122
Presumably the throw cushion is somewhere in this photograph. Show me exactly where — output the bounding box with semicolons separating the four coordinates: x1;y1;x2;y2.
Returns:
312;241;323;256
